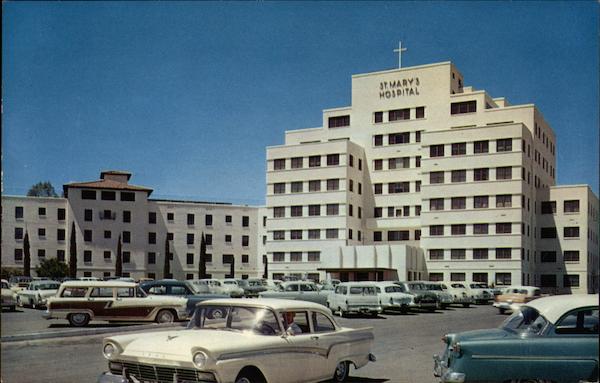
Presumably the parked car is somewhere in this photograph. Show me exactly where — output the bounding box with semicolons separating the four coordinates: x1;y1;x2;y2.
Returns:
219;279;245;297
17;280;61;309
466;283;494;304
98;298;376;383
140;279;228;315
420;281;453;309
432;282;472;307
434;294;599;383
43;280;187;326
1;279;17;311
446;282;491;304
244;278;271;297
259;281;331;306
492;286;542;314
327;282;382;317
394;281;438;311
8;276;32;293
374;281;413;313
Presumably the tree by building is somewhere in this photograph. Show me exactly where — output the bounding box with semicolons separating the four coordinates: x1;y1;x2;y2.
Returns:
164;234;171;279
23;230;31;277
198;233;207;279
69;222;77;278
35;258;69;279
27;181;59;197
263;255;268;279
115;234;123;277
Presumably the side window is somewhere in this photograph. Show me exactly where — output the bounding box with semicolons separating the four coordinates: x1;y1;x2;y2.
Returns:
61;287;88;297
285;284;299;292
148;286;167;295
555;308;599;335
116;288;135;297
284;311;309;334
300;284;314;292
90;287;114;298
335;286;342;294
170;286;188;295
312;312;336;333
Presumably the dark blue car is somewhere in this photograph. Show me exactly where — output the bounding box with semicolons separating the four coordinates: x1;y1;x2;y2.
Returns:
140;280;228;316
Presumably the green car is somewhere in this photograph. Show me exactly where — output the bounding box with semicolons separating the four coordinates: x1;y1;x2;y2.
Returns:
434;294;598;383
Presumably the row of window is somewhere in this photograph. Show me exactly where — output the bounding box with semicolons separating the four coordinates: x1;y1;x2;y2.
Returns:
272;204;363;219
374;205;421;218
76;229;251;246
541;200;580;214
429;138;513;158
82;209;250;227
428;223;514;236
429;271;511;285
272;251;321;263
272;153;363;171
540;227;581;239
373;156;420;170
427;195;516;211
428;167;515;184
534;122;555;156
81;189;136;201
373;106;425;123
429;248;514;260
14;206;66;220
13;227;67;241
373;230;419;241
272;228;344;240
272;179;362;195
373;131;421;146
540;250;581;263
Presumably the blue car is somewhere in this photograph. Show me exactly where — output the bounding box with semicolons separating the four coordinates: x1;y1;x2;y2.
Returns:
434;294;599;383
140;280;228;316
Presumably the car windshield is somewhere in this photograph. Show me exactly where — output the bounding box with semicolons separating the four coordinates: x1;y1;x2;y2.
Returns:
350;286;376;295
427;284;442;291
37;283;60;290
384;285;404;293
1;282;9;289
408;283;426;290
188;305;282;336
501;307;548;336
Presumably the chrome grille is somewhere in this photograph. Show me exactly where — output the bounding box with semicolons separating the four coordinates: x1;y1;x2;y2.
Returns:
117;361;215;383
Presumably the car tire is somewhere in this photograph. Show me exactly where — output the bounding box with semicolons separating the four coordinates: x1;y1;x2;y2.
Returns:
9;305;16;312
16;296;22;307
155;309;176;323
68;313;90;327
499;308;506;314
235;368;266;383
462;303;470;308
332;361;350;382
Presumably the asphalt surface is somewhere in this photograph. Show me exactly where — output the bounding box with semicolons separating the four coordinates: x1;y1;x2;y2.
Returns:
1;304;506;383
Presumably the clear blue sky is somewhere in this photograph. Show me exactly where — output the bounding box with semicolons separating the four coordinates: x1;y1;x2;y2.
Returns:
3;2;598;205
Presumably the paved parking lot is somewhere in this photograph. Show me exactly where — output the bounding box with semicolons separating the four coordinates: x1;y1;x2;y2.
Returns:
1;304;506;383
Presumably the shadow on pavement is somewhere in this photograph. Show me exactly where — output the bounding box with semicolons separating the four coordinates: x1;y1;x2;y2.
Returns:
49;323;140;328
345;378;389;382
382;311;416;316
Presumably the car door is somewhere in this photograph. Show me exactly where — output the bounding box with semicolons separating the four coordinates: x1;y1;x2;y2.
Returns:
106;287;154;320
279;310;323;382
86;286;116;318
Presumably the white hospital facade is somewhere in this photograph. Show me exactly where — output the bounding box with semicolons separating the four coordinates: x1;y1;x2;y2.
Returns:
2;61;598;294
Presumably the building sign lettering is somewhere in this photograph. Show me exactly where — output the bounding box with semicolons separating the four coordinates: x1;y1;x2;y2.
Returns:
379;77;420;99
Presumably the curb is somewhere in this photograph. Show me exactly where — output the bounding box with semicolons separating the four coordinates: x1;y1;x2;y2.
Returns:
1;322;187;343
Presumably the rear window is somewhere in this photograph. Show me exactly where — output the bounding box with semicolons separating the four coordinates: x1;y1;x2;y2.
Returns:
61;287;88;297
385;286;403;293
350;286;376;295
116;288;135;297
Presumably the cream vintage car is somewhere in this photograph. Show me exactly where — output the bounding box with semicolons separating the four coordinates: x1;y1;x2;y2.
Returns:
1;279;18;311
43;280;187;326
17;280;61;309
98;298;376;383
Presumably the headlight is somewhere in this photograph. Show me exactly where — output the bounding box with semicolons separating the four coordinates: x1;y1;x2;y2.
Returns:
193;351;207;368
103;342;118;359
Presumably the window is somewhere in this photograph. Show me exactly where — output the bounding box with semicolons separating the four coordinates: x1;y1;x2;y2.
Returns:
374;159;383;170
274;159;286;170
205;254;212;263
120;191;135;201
122;231;131;243
187;214;195;225
541;251;556;263
84;230;92;242
326;179;339;191
474;140;489;154
474;196;489;208
84;250;92;263
290;252;302;262
415;181;421;192
57;250;65;262
273;252;285;262
104;251;111;260
496;248;511;259
38;227;46;237
358;159;362;170
388;157;410;169
37;249;46;258
541;227;557;238
374;207;382;218
289;182;302;193
273;231;285;240
308;251;320;262
242;254;249;263
327;154;339;166
415;206;421;216
496;167;512;180
374;135;383;146
415;156;421;168
564;251;580;263
374;111;383;123
496;138;512;152
450;100;476;114
205;234;212;245
308;229;320;239
495;273;512;286
564;227;580;238
148;212;156;224
430;144;444;157
326;204;339;216
349;180;354;192
451;249;466;259
358;183;362;195
451;170;466;183
562;275;580;288
473;249;488;259
415;130;422;142
373;231;382;242
14;227;24;240
564;200;580;213
429;249;444;260
389;108;410;121
36;207;46;217
328;115;350;128
290;206;303;217
540;274;556;288
15;206;24;219
451;224;466;235
388;132;410;145
14;248;23;261
474;168;489;181
185;233;193;245
101;191;116;201
496;195;512;208
309;180;321;192
57;228;66;241
242;235;249;246
186;253;194;265
388;231;409;241
430;199;444;211
242;216;249;227
430;171;445;184
102;230;110;239
326;229;338;239
309;156;321;167
541;201;556;214
496;223;512;234
473;224;489;234
57;208;66;221
451;273;466;282
273;206;285;218
167;212;174;221
84;209;93;222
388;182;409;193
274;183;286;194
451;142;466;155
81;190;96;200
430;225;444;236
205;214;213;226
225;234;232;243
123;252;131;263
416;107;425;119
451;197;466;210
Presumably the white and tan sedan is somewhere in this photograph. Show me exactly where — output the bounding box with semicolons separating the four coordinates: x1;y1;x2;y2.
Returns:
1;279;18;311
17;280;61;309
98;298;376;383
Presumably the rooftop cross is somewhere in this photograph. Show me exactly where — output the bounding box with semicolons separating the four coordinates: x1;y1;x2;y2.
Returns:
393;41;407;69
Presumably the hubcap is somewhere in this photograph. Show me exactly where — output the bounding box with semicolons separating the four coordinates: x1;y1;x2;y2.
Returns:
72;314;86;324
236;378;251;383
335;362;346;378
159;312;174;323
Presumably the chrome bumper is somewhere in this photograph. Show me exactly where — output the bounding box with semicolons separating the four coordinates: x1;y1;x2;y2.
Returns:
97;372;127;383
347;305;382;313
42;310;52;319
433;354;465;383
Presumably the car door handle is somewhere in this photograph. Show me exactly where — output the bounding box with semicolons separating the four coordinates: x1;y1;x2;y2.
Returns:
310;336;319;340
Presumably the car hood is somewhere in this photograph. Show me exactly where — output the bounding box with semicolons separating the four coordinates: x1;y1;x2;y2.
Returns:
454;328;511;342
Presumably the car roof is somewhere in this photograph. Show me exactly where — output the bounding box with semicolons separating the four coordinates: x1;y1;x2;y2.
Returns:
338;282;378;286
141;280;188;286
525;294;599;324
59;280;137;288
197;298;329;311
